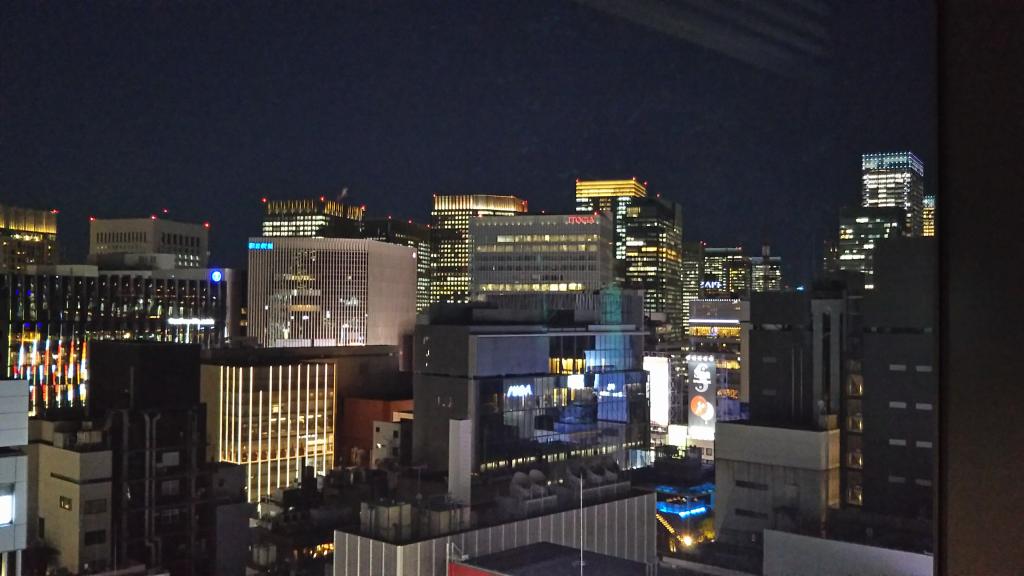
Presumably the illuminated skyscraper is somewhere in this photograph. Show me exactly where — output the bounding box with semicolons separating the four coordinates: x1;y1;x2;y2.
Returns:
260;197;365;238
922;195;936;237
362;218;432;312
0;203;58;271
701;247;747;299
861;152;925;236
680;242;704;336
574;178;647;262
750;243;784;292
837;207;905;290
469;213;613;298
620;196;685;344
430;195;527;305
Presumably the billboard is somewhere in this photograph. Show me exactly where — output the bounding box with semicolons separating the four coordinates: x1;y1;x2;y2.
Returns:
644;356;671;428
687;354;717;437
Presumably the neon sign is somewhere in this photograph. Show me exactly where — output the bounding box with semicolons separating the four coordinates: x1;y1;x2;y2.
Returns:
210;269;223;283
248;241;273;250
566;215;596;225
506;384;532;398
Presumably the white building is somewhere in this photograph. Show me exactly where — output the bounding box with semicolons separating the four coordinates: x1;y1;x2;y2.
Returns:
247;237;416;348
469;213;614;298
89;217;210;268
0;381;28;575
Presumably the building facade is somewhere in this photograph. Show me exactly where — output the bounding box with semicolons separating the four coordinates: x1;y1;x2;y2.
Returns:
701;247;748;299
430;195;527;305
861;152;925;237
837;207;904;290
680;242;705;337
750;244;784;292
413;289;650;474
858;238;936;519
0;204;58;272
89;217;209;268
260;197;365;238
0;265;234;414
922;195;935;237
247;237;416;348
469;213;613;298
361;218;432;312
573;178;647;262
0;380;28;576
201;359;336;503
620;197;685;344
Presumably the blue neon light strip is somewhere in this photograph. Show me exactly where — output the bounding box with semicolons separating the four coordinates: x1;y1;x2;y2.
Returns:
656;501;710;519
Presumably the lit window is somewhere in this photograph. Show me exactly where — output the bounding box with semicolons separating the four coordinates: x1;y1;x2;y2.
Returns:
0;485;13;525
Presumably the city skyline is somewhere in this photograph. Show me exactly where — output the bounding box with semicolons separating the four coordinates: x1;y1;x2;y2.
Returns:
1;1;935;285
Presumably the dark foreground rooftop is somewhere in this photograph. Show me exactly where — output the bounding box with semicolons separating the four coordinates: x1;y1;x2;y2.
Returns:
456;541;647;576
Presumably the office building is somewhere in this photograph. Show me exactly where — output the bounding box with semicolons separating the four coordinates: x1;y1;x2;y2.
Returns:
0;265;236;414
822;239;839;274
260;196;365;238
89;217;209;268
448;542;649;576
837;207;904;290
574;178;647;262
0;203;58;271
701;247;748;299
469;213;614;298
858;238;936;519
430;195;527;305
861;152;925;236
200;354;337;503
750;243;784;292
28;419;113;574
412;288;649;474
362;218;431;312
247;237;416;348
621;197;685;344
0;380;28;576
680;242;704;335
922;195;935;237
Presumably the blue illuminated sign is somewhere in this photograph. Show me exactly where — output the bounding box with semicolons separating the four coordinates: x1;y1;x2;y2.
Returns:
210;270;223;283
505;384;532;398
248;241;273;250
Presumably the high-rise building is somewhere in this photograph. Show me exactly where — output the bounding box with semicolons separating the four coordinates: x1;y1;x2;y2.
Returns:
837;207;904;290
750;243;784;292
861;152;925;236
574;178;647;262
0;380;28;575
260;197;365;238
680;242;705;336
362;218;432;312
1;265;236;414
247;237;416;348
469;213;614;298
702;247;747;299
621;197;685;344
0;203;58;271
430;195;527;305
200;355;336;503
89;217;209;268
922;195;935;237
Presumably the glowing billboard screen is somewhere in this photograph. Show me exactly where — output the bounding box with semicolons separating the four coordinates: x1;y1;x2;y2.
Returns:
644;356;671;428
687;354;717;436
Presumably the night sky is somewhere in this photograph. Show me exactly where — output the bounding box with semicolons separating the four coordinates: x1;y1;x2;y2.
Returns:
1;1;935;283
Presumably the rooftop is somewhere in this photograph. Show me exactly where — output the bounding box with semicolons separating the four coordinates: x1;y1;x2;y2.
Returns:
457;541;647;576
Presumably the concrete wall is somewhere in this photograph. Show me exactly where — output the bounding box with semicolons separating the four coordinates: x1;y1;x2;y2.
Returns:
763;529;932;576
715;423;839;547
0;381;27;562
367;241;417;346
335;491;657;576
